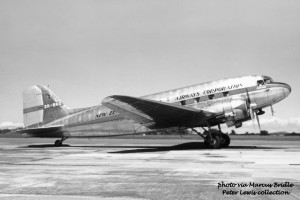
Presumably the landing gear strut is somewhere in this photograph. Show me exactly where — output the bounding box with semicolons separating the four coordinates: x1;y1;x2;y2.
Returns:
54;136;69;147
204;134;221;149
191;126;221;149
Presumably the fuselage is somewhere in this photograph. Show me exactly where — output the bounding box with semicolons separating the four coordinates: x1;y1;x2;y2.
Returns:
38;75;291;137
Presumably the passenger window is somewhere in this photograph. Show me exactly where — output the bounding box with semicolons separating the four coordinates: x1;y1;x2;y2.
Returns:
208;94;214;100
180;100;186;105
257;80;264;86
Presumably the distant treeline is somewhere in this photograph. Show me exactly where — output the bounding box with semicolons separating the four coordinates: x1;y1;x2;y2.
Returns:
145;129;300;136
0;129;11;134
0;127;23;134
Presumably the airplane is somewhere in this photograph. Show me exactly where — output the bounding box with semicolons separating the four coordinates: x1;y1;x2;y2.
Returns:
20;75;291;148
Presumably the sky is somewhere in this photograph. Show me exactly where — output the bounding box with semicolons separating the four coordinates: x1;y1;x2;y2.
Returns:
0;0;299;132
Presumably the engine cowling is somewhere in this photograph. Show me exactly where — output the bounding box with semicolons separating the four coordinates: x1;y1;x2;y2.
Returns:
203;98;250;128
225;98;250;125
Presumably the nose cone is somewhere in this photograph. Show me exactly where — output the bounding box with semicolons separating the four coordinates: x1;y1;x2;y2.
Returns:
282;83;292;97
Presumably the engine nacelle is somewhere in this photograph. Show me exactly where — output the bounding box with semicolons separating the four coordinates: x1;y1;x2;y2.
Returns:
224;98;251;127
203;98;250;128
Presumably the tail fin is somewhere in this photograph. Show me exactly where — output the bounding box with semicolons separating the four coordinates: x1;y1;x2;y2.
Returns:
23;85;69;128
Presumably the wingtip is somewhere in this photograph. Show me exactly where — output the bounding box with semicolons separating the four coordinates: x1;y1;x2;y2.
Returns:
102;95;129;104
102;96;114;105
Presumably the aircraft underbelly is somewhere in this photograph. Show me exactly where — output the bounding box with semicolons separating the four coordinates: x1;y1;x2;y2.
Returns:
63;119;149;137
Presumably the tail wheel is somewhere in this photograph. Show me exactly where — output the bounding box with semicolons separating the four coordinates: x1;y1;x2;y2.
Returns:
54;137;69;147
204;135;221;149
54;140;62;147
221;133;231;148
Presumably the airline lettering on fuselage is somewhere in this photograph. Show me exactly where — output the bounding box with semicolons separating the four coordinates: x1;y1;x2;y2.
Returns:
203;84;243;95
174;83;243;101
175;92;200;101
96;110;116;118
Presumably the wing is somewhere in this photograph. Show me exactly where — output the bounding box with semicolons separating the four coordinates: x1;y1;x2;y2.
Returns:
102;95;215;128
18;126;64;138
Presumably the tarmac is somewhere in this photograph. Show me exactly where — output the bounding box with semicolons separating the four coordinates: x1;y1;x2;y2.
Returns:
0;136;300;200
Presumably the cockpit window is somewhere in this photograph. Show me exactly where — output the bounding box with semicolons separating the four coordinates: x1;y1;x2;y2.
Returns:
257;80;265;86
262;76;273;84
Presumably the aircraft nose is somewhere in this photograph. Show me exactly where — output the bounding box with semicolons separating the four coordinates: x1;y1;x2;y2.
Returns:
282;83;291;97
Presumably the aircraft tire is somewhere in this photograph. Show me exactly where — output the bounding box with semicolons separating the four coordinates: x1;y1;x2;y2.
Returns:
204;137;210;147
221;134;231;148
204;135;221;149
54;140;62;147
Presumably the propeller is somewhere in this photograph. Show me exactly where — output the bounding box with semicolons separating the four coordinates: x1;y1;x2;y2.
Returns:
255;111;261;132
249;103;257;120
245;89;262;133
249;103;263;133
246;89;256;127
249;106;256;129
270;105;275;116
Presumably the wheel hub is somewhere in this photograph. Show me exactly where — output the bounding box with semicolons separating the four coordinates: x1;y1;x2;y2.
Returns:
210;138;216;145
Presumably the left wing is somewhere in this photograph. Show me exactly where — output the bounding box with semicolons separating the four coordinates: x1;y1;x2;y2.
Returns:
102;95;215;128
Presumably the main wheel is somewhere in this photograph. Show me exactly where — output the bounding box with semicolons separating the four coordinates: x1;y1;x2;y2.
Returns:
54;140;62;147
220;134;231;148
204;135;221;149
204;136;210;147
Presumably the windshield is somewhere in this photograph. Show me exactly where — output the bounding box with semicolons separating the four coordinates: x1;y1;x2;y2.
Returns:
263;76;273;84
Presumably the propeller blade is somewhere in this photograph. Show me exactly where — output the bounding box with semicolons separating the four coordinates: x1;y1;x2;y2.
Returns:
248;103;258;132
248;105;256;131
252;118;256;130
249;103;257;117
270;105;275;116
250;108;255;119
255;112;261;133
249;107;255;129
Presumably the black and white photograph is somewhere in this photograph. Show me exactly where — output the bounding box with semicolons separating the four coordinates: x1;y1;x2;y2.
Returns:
0;0;299;199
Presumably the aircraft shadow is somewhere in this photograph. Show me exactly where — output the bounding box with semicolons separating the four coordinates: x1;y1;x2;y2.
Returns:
109;142;283;154
21;142;283;153
22;144;71;148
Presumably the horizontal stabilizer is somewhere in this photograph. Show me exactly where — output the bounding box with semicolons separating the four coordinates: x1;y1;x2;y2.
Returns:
18;126;64;138
102;95;210;128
